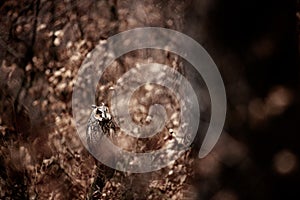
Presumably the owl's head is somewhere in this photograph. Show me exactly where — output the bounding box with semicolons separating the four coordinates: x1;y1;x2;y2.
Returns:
91;104;110;121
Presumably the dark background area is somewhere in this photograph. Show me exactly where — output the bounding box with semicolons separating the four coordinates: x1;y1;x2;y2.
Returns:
187;0;300;199
186;0;300;199
0;0;299;199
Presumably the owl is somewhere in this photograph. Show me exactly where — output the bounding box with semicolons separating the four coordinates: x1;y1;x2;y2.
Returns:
86;103;115;152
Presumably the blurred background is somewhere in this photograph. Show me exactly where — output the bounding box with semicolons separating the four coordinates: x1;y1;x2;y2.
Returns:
0;0;299;199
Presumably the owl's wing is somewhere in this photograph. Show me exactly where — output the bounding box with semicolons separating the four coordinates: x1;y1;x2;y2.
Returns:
86;116;103;152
